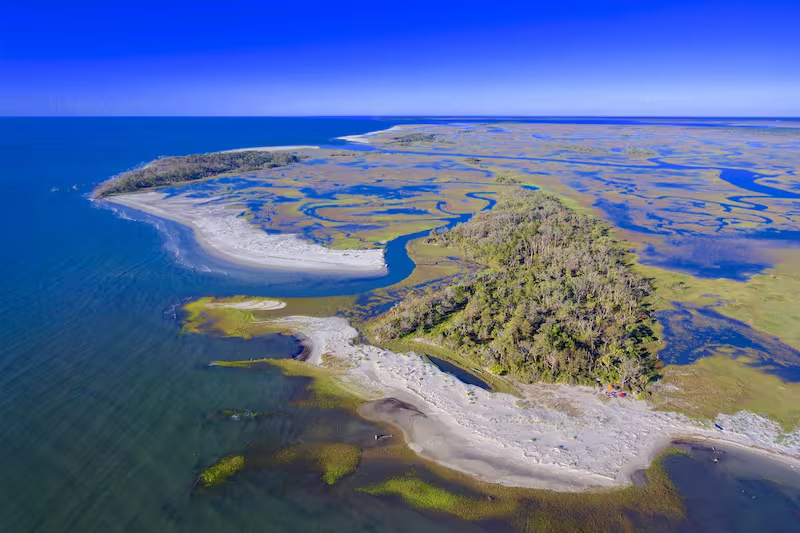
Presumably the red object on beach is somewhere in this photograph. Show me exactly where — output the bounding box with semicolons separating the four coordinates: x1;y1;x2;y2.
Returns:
619;393;626;398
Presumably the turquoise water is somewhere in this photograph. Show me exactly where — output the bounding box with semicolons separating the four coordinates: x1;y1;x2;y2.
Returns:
2;118;799;532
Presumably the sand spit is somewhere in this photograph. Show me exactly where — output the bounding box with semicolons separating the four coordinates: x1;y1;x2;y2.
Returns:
336;126;405;144
103;192;387;273
208;299;287;311
218;145;319;153
273;315;800;492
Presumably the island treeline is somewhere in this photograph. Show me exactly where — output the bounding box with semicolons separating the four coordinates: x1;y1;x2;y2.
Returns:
94;151;300;197
390;133;452;145
373;189;659;393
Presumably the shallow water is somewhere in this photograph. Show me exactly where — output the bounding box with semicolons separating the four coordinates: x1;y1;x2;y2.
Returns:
657;303;800;381
665;443;800;533
2;117;799;532
427;356;491;390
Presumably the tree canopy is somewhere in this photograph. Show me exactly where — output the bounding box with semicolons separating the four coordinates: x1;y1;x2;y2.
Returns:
373;189;659;393
390;133;451;145
94;150;300;197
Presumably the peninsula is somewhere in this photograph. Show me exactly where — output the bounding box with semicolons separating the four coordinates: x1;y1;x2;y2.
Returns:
99;121;800;495
183;188;800;492
94;148;388;273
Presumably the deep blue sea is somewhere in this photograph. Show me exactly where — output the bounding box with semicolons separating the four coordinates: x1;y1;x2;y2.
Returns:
2;118;799;532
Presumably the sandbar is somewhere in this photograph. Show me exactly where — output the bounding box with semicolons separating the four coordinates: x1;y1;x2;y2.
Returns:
103;192;387;273
208;299;287;311
336;126;405;144
274;315;800;492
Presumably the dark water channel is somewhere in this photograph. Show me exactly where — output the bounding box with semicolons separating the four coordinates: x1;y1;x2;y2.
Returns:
427;356;491;390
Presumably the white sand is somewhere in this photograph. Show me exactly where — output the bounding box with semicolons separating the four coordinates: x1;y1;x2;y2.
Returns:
272;315;800;491
218;145;319;153
336;126;405;144
208;299;287;311
104;192;387;273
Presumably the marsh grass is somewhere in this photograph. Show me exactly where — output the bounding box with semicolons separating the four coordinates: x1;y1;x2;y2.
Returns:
358;448;687;532
316;444;362;485
262;358;365;411
652;353;800;431
393;238;470;289
183;296;260;338
270;443;362;485
199;455;245;487
182;295;353;338
635;253;800;352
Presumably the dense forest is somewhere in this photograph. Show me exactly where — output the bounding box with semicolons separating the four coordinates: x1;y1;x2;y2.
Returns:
373;189;659;393
390;133;451;145
94;150;300;197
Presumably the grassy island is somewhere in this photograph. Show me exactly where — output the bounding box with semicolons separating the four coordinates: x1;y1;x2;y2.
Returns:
373;189;659;393
199;455;245;486
94;150;300;197
390;132;448;145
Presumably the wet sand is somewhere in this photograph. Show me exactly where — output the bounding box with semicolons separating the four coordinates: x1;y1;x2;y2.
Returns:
275;315;800;492
102;192;387;274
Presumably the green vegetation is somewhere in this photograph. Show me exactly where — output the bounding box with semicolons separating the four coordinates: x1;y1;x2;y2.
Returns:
182;295;353;338
211;358;276;369
378;337;520;396
626;147;658;157
719;126;800;137
256;358;364;411
207;355;364;410
94;150;300;197
487;363;506;375
358;475;507;518
183;297;266;339
651;352;800;430
390;133;446;145
270;443;361;485
199;455;244;486
316;444;361;485
557;143;601;154
636;254;800;352
358;448;686;532
372;189;659;393
494;173;521;184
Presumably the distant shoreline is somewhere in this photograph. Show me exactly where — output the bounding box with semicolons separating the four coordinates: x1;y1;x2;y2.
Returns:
218;145;319;153
92;130;411;274
335;125;404;144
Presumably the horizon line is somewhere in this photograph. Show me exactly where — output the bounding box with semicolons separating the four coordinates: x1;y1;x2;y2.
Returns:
1;115;799;120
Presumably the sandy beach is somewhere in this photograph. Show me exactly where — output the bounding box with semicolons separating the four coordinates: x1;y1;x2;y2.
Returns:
336;126;405;144
208;299;287;311
102;192;387;273
273;315;800;492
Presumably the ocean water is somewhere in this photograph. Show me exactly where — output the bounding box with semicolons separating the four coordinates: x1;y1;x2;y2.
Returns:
1;117;799;532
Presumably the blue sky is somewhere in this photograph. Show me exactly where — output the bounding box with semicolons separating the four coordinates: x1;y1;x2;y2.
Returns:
1;0;798;116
